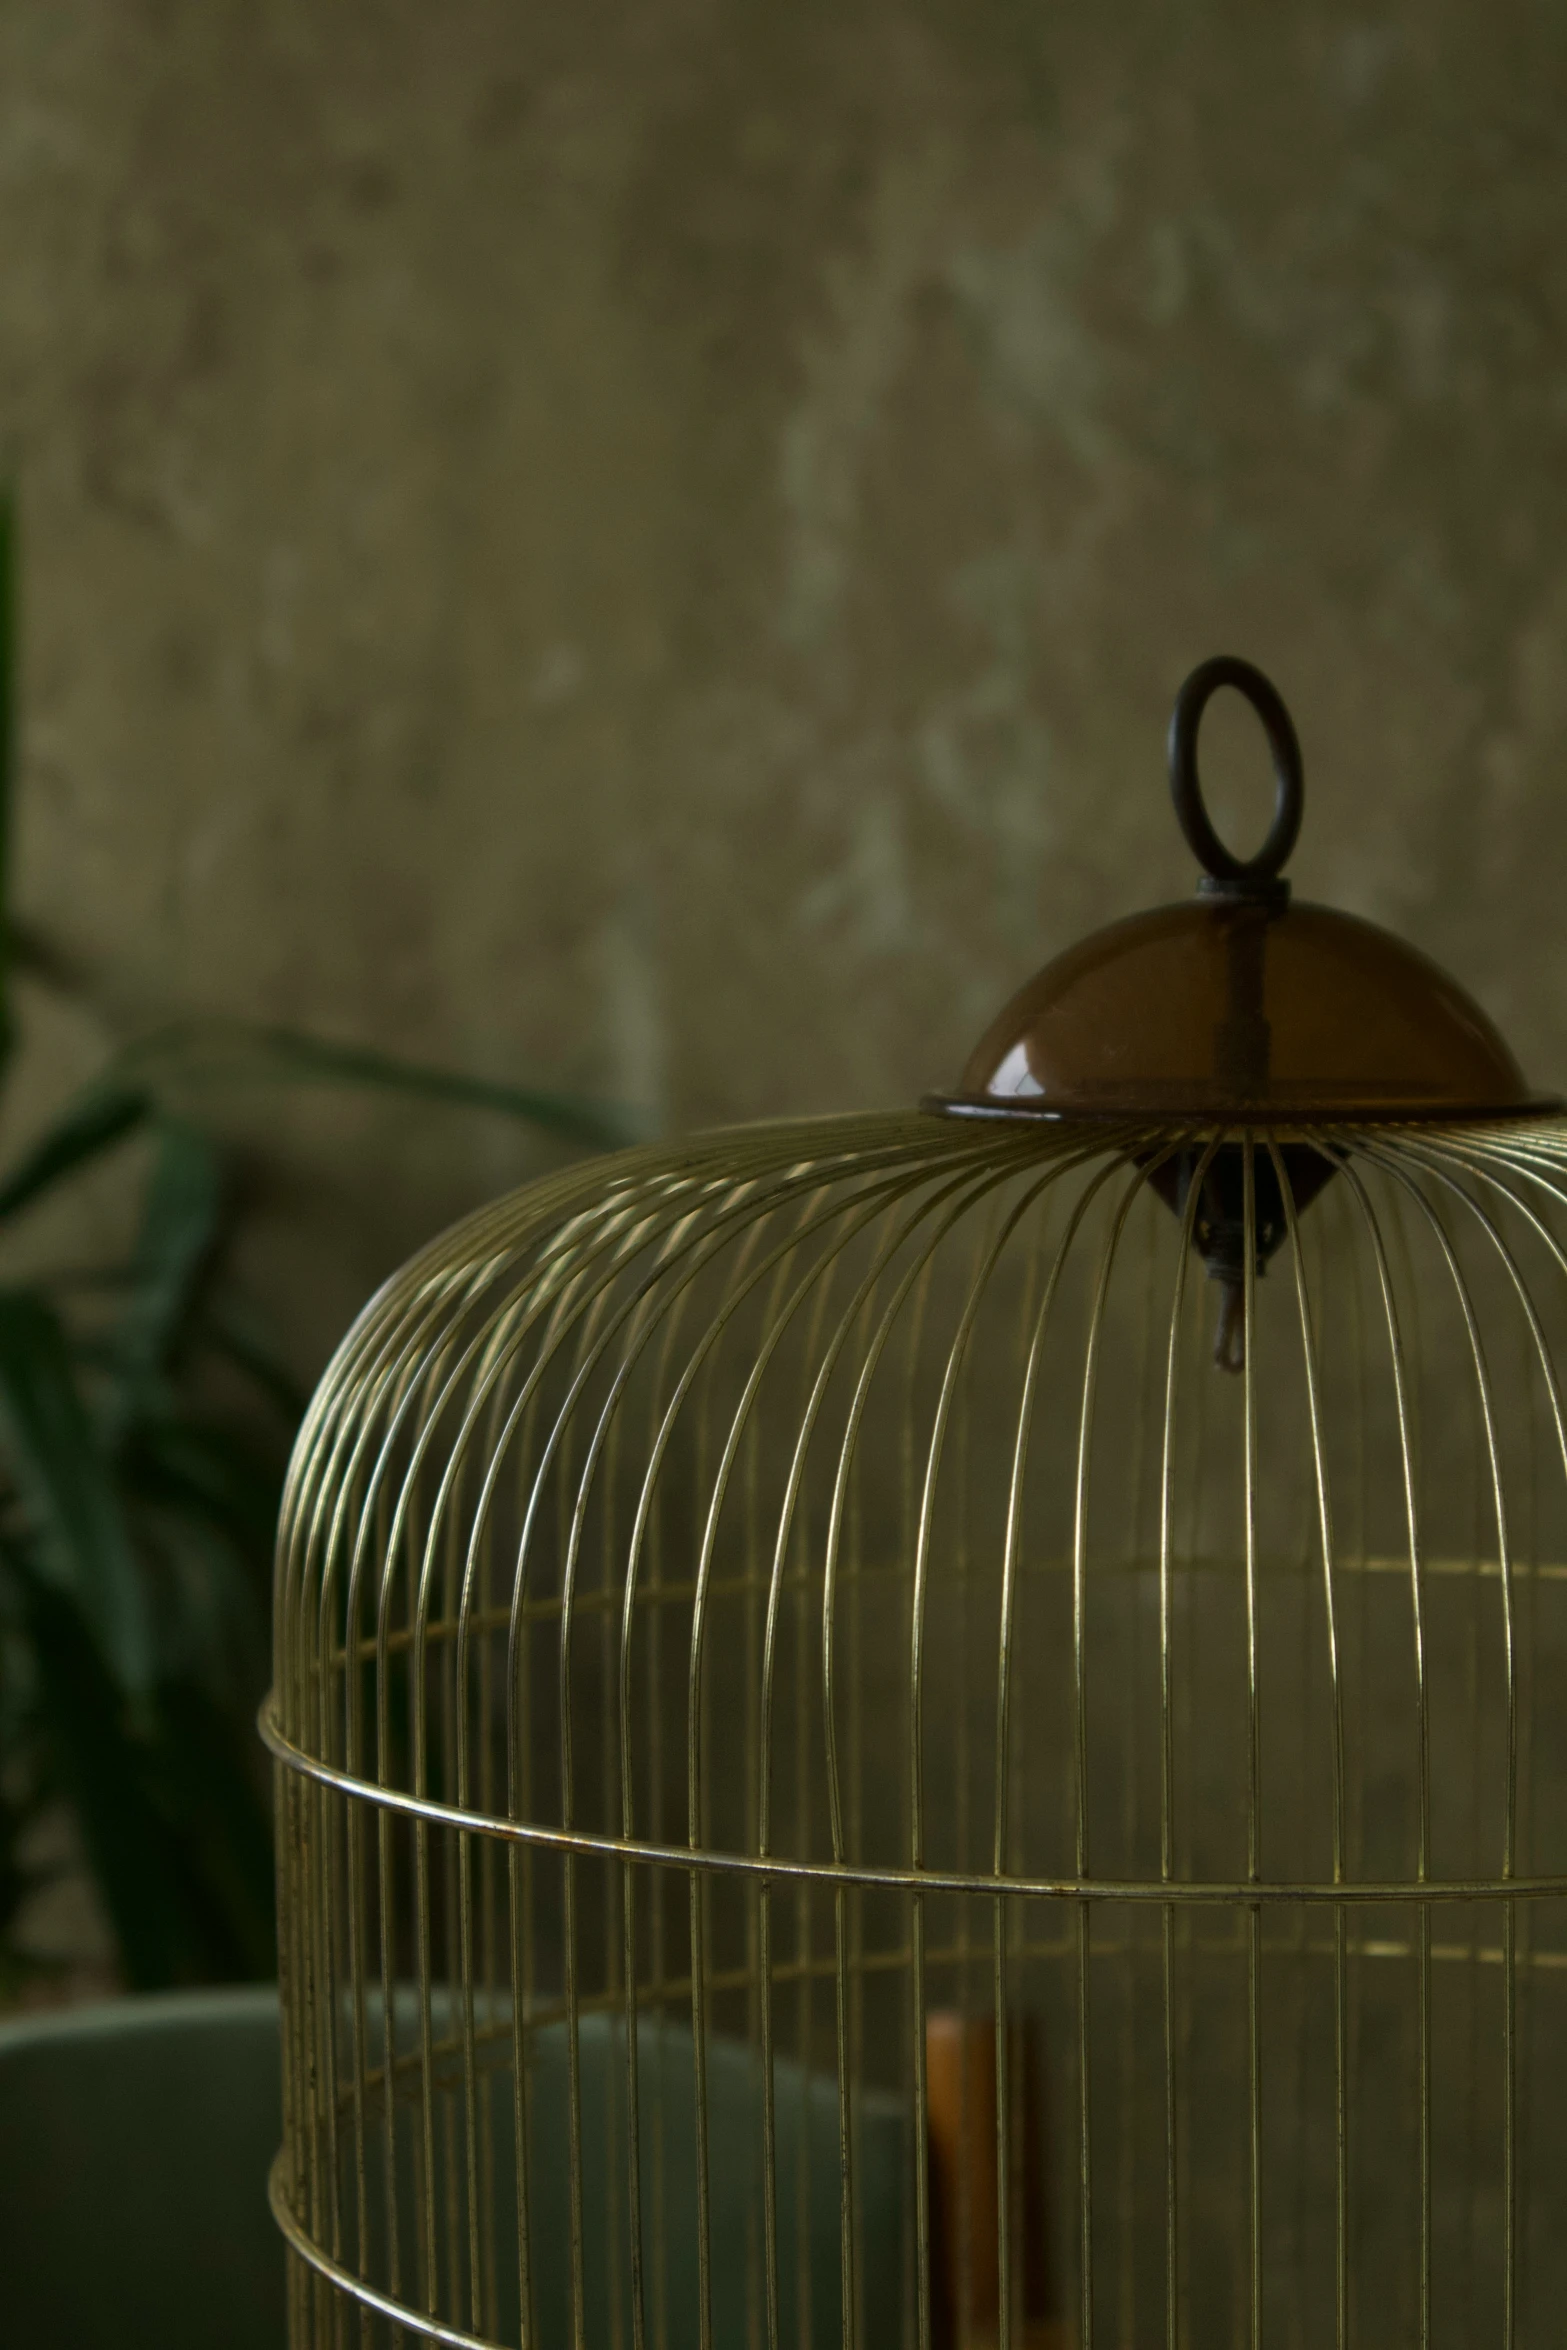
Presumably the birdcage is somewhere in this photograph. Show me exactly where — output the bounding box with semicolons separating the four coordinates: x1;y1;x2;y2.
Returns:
266;655;1567;2350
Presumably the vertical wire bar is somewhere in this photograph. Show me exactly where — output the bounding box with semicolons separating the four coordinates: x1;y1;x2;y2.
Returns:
686;1221;758;2350
376;1370;455;2344
309;1574;345;2328
911;1187;1006;2350
316;1456;379;2350
1338;1174;1369;2350
953;1210;983;2348
907;1143;1104;2350
1512;1250;1539;2347
748;1160;992;2350
641;1243;704;2350
538;1189;754;2336
1358;1138;1529;2350
843;1168;1045;2344
846;1289;869;2350
461;1314;548;2346
397;1275;605;2338
277;1409;337;2349
682;1218;804;2350
1069;1156;1165;2350
308;1453;357;2339
1118;1188;1157;2350
506;1239;637;2350
1175;1178;1210;2350
833;1873;856;2350
348;1614;375;2343
558;1283;610;2350
899;1254;937;2350
1335;1155;1429;2348
794;1487;813;2350
602;1352;629;2350
401;1344;500;2331
1384;1181;1434;2350
275;1742;305;2330
994;1167;1115;2350
620;1245;702;2350
1456;1162;1490;2343
462;1311;561;2350
1159;1139;1218;2350
757;1186;858;2350
412;1575;442;2323
756;1207;839;2350
477;1143;957;2350
455;1405;502;2342
704;1203;841;2350
1514;1270;1539;2347
653;1170;956;2350
825;1285;881;2350
743;1266;777;2350
496;1179;844;2348
754;1145;1047;2350
1286;1364;1314;2350
746;1166;967;2350
510;1412;555;2346
607;1242;723;2350
299;1291;485;2340
439;1496;467;2331
1271;1137;1347;2350
478;1422;501;2340
1006;1193;1060;2348
374;1713;403;2336
1241;1140;1263;2350
410;1292;575;2343
1362;1129;1567;2345
1464;1383;1484;2342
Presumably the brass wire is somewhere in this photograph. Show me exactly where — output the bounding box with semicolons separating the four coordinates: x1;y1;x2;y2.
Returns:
270;1112;1567;2350
1268;1137;1347;2350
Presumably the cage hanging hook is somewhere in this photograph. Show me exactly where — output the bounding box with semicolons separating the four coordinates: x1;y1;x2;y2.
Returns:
1168;655;1303;902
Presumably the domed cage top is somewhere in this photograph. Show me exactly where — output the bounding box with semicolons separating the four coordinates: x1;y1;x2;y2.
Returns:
267;661;1567;2350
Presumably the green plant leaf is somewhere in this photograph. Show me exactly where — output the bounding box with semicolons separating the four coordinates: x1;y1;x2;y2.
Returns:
0;1079;150;1223
0;485;15;1078
21;1574;189;1988
123;1412;282;1560
114;1017;644;1147
117;1411;280;1706
113;1118;223;1392
142;1677;276;1977
20;1562;274;1987
196;1295;309;1420
136;1500;268;1708
0;1289;153;1696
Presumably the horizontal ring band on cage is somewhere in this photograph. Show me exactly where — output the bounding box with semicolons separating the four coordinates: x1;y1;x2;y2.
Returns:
263;1710;1567;1909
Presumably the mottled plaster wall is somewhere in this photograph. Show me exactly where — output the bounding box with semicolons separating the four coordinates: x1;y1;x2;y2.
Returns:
5;1;1567;1363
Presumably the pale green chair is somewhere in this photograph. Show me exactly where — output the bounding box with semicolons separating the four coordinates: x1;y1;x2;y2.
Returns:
0;1986;284;2350
0;1988;907;2347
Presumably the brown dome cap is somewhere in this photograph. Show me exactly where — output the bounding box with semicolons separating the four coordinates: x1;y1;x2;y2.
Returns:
931;656;1553;1127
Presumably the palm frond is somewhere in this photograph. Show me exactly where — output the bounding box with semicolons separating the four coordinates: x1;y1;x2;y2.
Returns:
0;1290;153;1698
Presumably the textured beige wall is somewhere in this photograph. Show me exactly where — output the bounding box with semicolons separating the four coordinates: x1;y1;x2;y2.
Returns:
5;1;1567;1365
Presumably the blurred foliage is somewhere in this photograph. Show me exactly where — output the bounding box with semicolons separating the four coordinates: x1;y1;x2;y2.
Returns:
0;489;631;1994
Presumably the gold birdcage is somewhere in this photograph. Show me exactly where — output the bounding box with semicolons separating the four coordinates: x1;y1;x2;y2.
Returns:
266;657;1567;2350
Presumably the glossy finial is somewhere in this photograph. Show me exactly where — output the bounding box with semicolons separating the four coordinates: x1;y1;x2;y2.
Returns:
930;656;1549;1126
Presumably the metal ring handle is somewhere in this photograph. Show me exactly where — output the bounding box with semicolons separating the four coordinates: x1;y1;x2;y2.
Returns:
1168;655;1303;893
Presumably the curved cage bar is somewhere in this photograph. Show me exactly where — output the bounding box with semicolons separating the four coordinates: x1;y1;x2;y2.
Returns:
268;1108;1567;2350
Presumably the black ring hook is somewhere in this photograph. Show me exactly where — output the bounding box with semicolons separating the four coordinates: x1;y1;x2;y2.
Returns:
1168;655;1303;897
